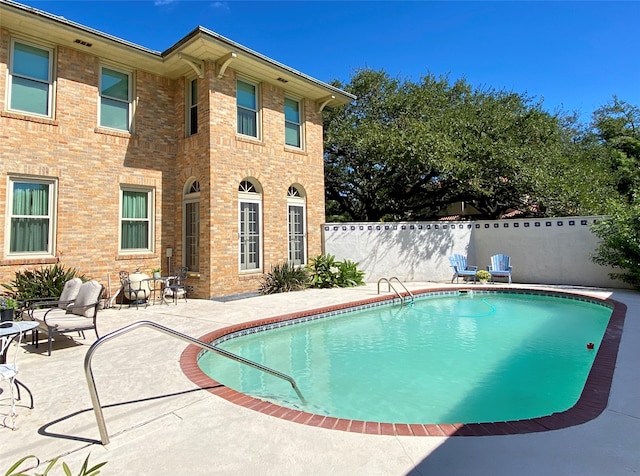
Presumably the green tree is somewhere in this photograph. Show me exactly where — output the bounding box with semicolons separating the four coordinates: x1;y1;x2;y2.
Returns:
324;68;615;221
591;201;640;289
591;97;640;203
540;113;622;217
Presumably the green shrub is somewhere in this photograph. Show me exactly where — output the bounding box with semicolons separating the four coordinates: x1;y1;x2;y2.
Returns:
476;269;491;281
335;259;365;287
307;254;340;288
259;262;310;294
1;264;88;302
591;203;640;289
259;255;365;294
307;254;365;289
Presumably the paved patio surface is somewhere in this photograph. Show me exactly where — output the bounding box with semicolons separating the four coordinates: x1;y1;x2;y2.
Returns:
1;282;639;475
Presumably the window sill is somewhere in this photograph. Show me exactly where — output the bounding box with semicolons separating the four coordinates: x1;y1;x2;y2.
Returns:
235;135;263;146
1;111;59;126
0;256;58;266
116;253;155;261
95;127;132;138
284;146;308;156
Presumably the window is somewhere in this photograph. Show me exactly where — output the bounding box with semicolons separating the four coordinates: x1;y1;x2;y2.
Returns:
7;178;56;255
237;79;259;138
287;186;306;266
183;179;200;272
120;188;152;251
238;180;262;271
187;78;198;136
100;66;131;131
9;40;53;117
284;97;302;148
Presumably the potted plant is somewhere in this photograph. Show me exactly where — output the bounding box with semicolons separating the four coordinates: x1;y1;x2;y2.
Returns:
476;270;491;284
151;268;162;279
0;296;18;322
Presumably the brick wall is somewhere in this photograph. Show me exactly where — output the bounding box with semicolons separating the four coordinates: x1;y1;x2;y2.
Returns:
0;29;326;300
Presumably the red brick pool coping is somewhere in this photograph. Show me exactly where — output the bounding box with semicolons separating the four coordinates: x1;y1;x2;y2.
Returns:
179;287;627;437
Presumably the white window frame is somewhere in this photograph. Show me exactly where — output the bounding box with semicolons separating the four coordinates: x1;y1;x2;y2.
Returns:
8;39;54;118
182;179;200;272
99;65;132;132
119;186;153;253
186;77;198;137
284;96;303;149
236;78;261;139
5;176;57;257
287;185;307;266
238;180;263;272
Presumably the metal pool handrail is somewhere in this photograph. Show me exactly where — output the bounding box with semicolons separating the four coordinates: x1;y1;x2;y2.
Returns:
377;277;414;304
84;320;305;445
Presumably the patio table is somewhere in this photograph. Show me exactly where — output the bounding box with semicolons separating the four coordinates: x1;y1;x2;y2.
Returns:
142;277;171;305
0;320;38;409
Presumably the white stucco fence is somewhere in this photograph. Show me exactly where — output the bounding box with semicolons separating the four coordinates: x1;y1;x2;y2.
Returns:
322;216;626;288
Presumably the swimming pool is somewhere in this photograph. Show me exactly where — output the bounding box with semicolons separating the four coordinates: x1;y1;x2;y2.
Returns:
181;288;626;436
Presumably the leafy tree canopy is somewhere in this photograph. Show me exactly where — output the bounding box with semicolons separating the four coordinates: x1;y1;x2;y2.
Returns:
324;68;624;221
590;97;640;203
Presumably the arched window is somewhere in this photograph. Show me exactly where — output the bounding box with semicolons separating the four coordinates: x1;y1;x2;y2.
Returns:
238;179;262;271
183;179;200;272
287;185;306;266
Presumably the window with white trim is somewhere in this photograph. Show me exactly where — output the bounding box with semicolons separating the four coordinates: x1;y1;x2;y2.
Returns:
284;97;302;148
120;187;152;252
183;179;200;272
287;185;306;266
8;40;53;117
237;79;259;138
6;178;56;255
100;66;131;131
187;78;198;136
238;180;262;271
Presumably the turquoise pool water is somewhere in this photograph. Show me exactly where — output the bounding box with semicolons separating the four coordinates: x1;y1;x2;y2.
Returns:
197;292;612;424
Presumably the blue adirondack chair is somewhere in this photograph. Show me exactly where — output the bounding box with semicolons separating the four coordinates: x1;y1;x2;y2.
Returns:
448;254;478;283
488;254;512;284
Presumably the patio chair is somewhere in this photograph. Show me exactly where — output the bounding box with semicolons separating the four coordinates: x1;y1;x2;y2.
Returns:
163;266;188;304
487;254;513;284
28;277;83;323
31;280;105;356
118;271;149;310
448;254;478;284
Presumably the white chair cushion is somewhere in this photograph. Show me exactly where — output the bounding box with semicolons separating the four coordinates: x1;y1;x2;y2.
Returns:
31;307;67;323
38;314;93;331
72;280;102;317
58;277;83;309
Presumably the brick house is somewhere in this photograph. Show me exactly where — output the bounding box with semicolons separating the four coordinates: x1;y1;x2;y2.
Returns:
0;0;353;299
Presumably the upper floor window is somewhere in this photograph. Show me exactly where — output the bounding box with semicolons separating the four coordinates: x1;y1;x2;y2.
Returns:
237;79;259;138
6;177;56;256
187;78;198;136
100;66;131;131
8;40;53;117
120;187;152;252
284;97;302;148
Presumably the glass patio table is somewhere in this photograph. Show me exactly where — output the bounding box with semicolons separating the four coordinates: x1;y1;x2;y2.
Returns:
0;320;38;409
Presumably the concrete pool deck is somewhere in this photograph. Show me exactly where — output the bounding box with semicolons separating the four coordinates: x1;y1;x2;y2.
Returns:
1;282;639;475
